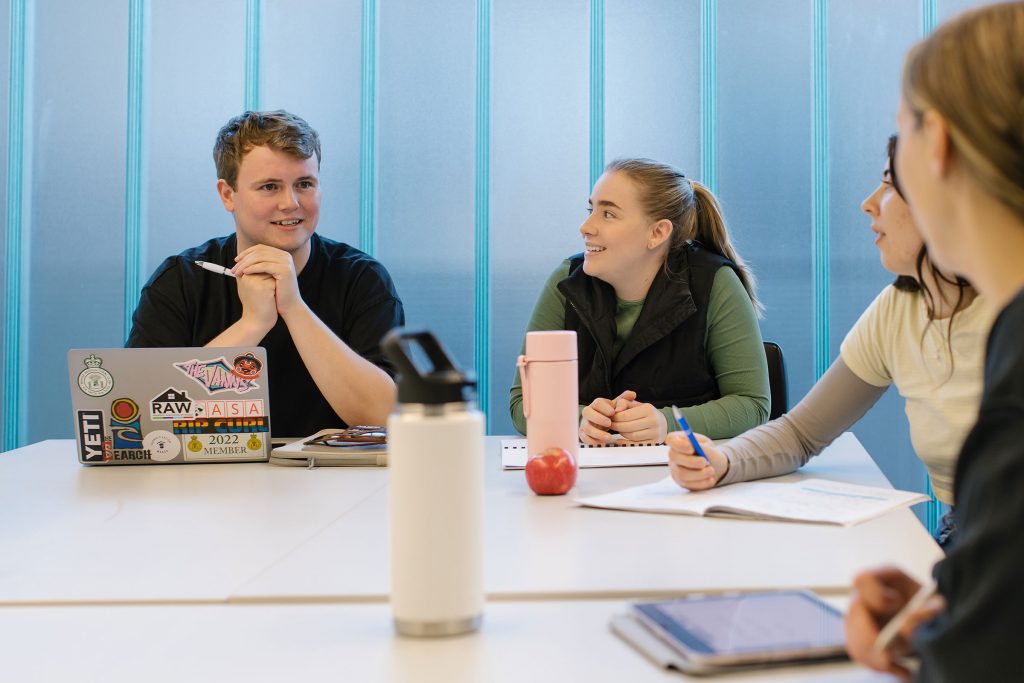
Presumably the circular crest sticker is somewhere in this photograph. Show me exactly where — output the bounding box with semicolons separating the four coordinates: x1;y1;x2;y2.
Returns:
143;430;180;462
77;354;114;397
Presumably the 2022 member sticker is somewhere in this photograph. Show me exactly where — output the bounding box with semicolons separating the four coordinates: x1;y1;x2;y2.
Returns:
182;432;264;460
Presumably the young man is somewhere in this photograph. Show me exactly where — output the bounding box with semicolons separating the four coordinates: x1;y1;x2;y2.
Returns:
127;110;403;436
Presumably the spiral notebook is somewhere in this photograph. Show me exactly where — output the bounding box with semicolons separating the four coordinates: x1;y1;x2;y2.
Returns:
501;438;668;470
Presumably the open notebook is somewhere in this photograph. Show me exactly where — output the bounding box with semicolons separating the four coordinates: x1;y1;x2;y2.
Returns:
501;438;668;470
576;476;929;527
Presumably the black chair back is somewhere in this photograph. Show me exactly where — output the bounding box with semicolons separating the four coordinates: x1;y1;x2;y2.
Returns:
763;341;788;420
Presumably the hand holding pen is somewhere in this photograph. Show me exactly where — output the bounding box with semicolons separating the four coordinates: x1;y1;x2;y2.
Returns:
845;567;944;680
195;259;279;339
665;406;728;491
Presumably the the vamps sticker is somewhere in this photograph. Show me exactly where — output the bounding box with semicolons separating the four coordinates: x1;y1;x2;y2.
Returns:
175;357;260;395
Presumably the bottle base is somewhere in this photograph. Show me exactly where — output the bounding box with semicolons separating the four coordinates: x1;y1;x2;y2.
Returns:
393;614;482;637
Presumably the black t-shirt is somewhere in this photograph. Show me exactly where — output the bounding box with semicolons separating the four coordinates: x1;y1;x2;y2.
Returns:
914;287;1024;681
126;233;404;437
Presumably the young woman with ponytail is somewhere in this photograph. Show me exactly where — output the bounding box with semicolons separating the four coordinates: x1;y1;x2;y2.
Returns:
509;158;769;443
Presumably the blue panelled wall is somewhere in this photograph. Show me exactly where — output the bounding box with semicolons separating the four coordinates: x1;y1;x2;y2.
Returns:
0;0;990;527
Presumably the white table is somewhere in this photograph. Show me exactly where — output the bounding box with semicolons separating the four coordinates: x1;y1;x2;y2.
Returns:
0;433;929;682
0;439;386;604
236;433;941;602
0;434;941;606
0;598;898;683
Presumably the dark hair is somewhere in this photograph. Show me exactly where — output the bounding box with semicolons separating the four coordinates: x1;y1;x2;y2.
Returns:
885;135;971;376
605;158;762;316
213;110;321;189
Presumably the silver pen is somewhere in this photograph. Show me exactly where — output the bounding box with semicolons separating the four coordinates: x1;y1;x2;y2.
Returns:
194;260;236;278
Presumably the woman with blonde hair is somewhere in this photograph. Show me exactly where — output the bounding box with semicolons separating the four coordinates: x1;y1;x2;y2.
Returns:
510;158;769;444
845;4;1024;679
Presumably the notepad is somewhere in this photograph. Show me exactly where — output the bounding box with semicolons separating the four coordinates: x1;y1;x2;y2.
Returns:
501;438;668;470
576;476;929;526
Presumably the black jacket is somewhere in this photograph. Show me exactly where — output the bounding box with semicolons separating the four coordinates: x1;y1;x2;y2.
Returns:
914;287;1024;682
558;242;735;408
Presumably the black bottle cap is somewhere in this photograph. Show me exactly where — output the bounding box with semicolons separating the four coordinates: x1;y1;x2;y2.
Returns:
381;328;477;405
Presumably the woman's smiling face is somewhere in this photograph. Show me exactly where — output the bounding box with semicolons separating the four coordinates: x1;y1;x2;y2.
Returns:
579;171;661;289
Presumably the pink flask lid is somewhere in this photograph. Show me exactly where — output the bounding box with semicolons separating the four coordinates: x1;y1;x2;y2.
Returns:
524;330;577;362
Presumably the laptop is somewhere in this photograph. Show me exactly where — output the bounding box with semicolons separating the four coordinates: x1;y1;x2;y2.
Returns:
68;347;272;465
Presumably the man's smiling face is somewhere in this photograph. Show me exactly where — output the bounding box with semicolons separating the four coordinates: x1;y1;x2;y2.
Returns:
217;144;321;256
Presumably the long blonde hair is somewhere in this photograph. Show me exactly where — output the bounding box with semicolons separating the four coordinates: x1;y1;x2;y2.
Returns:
605;158;762;315
902;2;1024;222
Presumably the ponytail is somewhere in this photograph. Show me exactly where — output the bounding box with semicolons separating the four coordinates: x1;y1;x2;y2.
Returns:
605;158;762;316
689;180;762;316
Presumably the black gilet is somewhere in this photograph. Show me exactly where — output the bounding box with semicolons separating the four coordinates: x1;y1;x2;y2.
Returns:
558;242;736;409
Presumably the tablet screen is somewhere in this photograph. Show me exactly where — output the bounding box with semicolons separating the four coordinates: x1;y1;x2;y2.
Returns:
634;591;845;664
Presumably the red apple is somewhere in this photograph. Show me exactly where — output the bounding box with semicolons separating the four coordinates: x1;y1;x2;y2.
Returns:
525;447;577;495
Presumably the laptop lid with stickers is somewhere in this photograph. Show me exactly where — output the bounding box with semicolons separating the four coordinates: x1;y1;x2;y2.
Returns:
67;347;272;465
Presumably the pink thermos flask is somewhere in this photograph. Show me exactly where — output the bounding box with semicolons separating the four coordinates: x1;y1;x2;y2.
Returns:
517;331;579;463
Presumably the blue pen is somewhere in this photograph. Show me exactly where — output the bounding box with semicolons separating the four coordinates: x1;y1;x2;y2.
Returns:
671;405;710;463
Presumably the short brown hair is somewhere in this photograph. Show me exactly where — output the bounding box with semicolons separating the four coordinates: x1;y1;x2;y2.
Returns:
213;110;321;189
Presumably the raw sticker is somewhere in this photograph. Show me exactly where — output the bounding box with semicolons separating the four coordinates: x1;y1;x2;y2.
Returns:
150;387;202;421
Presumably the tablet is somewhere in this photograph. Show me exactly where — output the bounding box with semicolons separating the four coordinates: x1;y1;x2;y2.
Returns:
632;590;847;671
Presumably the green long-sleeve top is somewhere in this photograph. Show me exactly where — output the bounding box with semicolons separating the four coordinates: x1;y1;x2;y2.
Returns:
509;260;770;439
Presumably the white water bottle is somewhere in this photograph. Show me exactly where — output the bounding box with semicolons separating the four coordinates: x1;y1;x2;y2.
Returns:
382;329;484;637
